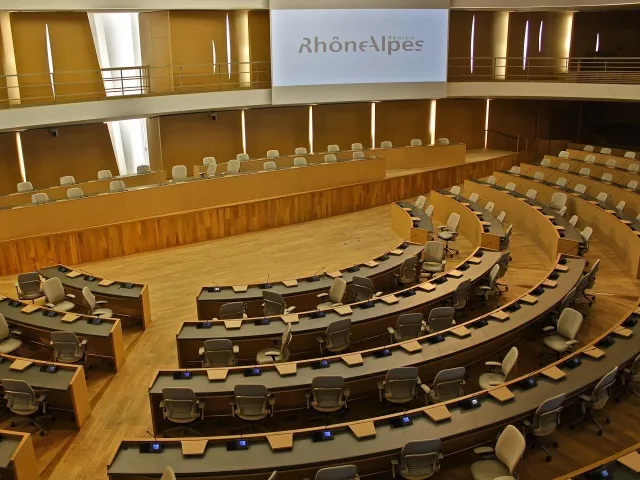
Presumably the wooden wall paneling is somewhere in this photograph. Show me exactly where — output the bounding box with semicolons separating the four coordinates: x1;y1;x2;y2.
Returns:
139;11;173;94
313;102;371;152
0;20;9;107
448;11;495;79
169;11;231;93
21;124;118;188
244;106;308;158
375;100;430;148
146;117;162;171
0;132;21;195
158;111;242;170
248;10;271;86
436;99;485;149
488;99;539;151
571;11;640;58
0;153;522;276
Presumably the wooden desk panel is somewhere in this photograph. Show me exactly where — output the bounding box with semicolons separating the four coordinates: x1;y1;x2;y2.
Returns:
543;156;639;185
366;144;466;169
566;148;636;168
0;430;39;480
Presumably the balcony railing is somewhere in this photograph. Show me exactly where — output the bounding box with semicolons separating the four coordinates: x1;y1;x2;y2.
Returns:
449;56;640;83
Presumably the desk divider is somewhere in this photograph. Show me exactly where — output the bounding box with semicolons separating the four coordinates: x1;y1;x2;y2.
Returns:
364;260;379;268
232;286;248;293
381;294;399;305
334;306;352;316
418;283;436;292
542;280;557;288
400;341;422;353
488;386;515;403
341;353;364;366
181;440;208;456
613;326;633;338
424;404;451;423
520;295;538;305
207;369;229;381
282;280;298;287
390;249;404;255
468;257;482;264
583;346;605;359
20;305;39;314
62;313;80;323
9;359;32;371
327;271;343;278
555;264;569;272
223;320;243;329
281;314;299;324
267;433;293;450
490;311;510;321
541;366;566;381
99;279;115;287
349;421;376;439
617;451;640;473
450;325;471;338
275;364;297;376
447;270;463;278
66;271;82;278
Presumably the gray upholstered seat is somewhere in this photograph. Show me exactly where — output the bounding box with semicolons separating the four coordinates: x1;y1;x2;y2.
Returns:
256;323;292;364
478;346;518;389
426;307;455;333
161;387;204;436
43;277;75;312
2;378;52;435
522;393;566;461
421;241;445;276
50;331;87;364
542;308;583;358
15;272;43;301
317;278;347;310
470;425;525;480
306;376;349;414
199;339;239;368
317;318;351;354
0;313;22;354
378;367;420;405
387;313;425;343
315;465;359;480
392;438;442;479
421;367;465;404
82;287;113;318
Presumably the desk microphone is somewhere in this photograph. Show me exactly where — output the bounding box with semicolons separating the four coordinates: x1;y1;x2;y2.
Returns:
494;176;503;188
260;274;272;289
208;280;221;293
522;165;534;176
146;429;159;442
308;267;325;282
617;174;628;186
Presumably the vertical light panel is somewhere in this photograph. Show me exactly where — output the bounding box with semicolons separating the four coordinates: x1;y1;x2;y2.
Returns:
429;100;437;146
493;11;509;80
470;15;475;74
0;13;21;105
308;105;314;153
45;24;56;97
558;12;574;73
538;21;544;52
522;20;529;70
241;109;247;154
15;132;25;182
232;11;251;87
212;40;217;72
370;102;376;149
595;33;600;53
225;13;232;80
484;99;491;149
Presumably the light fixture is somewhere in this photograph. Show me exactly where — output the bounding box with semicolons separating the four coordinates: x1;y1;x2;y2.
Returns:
523;20;529;70
15;132;26;182
429;100;437;146
45;24;56;97
538;20;544;53
212;40;217;73
226;13;232;80
370;102;376;149
308;105;314;153
595;33;600;53
241;110;247;154
470;15;476;74
484;99;492;149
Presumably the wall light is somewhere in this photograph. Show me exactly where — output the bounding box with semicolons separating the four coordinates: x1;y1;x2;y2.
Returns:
370;102;376;149
225;13;232;80
308;105;314;153
241;110;247;154
595;33;600;53
45;24;56;97
559;12;574;73
15;132;26;182
484;99;492;149
470;15;476;74
212;40;217;73
523;20;529;70
538;20;544;53
493;11;509;80
429;100;437;146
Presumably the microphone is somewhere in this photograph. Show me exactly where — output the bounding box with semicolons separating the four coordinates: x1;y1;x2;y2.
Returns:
522;165;534;176
308;266;325;282
260;273;272;289
616;174;627;186
146;429;159;443
208;280;220;293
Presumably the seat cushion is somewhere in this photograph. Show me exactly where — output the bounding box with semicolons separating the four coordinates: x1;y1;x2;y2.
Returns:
52;301;75;312
470;459;510;480
256;349;282;365
0;337;22;354
94;308;113;318
543;334;569;352
478;372;506;390
438;232;454;240
422;262;443;273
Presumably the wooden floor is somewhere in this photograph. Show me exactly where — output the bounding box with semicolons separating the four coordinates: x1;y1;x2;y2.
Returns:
0;190;638;479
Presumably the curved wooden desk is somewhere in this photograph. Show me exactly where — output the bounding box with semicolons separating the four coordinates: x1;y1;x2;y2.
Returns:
554;442;640;480
365;143;466;169
0;430;38;480
178;248;502;366
391;201;433;245
156;256;584;431
566;148;637;169
0;353;90;429
543;156;640;185
568;143;639;161
112;282;633;480
466;180;581;264
0;296;125;372
501;172;640;278
37;265;151;329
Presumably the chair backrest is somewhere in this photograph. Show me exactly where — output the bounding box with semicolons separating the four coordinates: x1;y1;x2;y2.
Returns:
583;145;594;152
2;379;38;412
629;353;640;380
446;213;460;232
227;159;241;174
325;318;351;350
17;272;42;297
596;192;608;203
485;201;495;213
579;168;591;176
136;165;151;174
279;323;293;361
0;313;9;341
32;193;49;204
98;169;112;180
487;176;496;185
202;339;236;367
450;185;461;195
161;466;177;480
172;165;188;181
414;195;427;210
605;158;616;167
263;290;287;316
110;180;126;192
17;181;33;192
568;214;578;226
431;367;465;401
234;384;269;416
627;163;639;173
82;286;97;311
351;143;363;151
350;276;373;302
411;138;423;147
67;187;84;199
469;192;479;203
203;156;216;165
502;346;518;379
327;144;339;153
383;367;419;400
628;180;638;190
601;147;612;154
525;189;537;199
295;147;308;155
266;149;279;158
601;173;613;183
540;158;550;167
425;204;434;218
294;157;308;166
556;177;567;187
328;277;347;303
424;241;444;264
310;376;346;410
588;367;618;406
534;172;544;181
219;302;245;319
353;151;365;159
161;387;199;422
616;200;626;212
550;192;567;209
556;308;583;340
324;154;337;163
495;425;526;474
427;307;455;332
497;211;506;223
395;313;424;341
236;153;250;162
50;331;83;359
497;250;510;279
584;154;596;164
509;166;520;175
437;138;450;145
263;161;277;171
574;184;586;194
505;182;516;192
315;465;358;480
558;151;570;158
531;393;566;433
451;279;471;308
624;151;636;159
558;162;569;171
396;256;419;284
206;163;217;178
586;258;599;289
60;175;76;186
400;439;442;477
43;277;66;304
380;140;393;148
486;264;500;288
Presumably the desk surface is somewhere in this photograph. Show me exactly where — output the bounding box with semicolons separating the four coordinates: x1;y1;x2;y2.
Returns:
398;201;434;232
180;249;502;342
440;190;505;238
38;266;144;299
0;358;76;392
114;298;638;478
556;443;640;480
156;256;584;396
0;434;21;469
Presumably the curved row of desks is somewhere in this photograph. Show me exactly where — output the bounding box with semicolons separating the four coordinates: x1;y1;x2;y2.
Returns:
568;143;639;161
467;179;582;264
556;442;640;480
542;155;640;184
566;147;637;169
390;200;433;244
178;248;502;367
111;264;629;480
38;265;151;328
197;205;426;319
0;295;125;372
0;353;89;430
500;172;640;278
0;430;38;480
158;255;584;433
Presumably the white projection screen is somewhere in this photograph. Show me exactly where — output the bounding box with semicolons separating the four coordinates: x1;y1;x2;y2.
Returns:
269;0;450;104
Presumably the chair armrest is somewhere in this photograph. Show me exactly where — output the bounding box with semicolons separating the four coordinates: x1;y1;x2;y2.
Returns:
478;286;491;291
565;340;579;346
542;326;556;332
80;339;88;346
232;345;239;354
37;394;47;403
578;394;591;402
474;446;495;455
391;459;399;465
284;306;296;314
10;329;22;337
65;294;76;299
45;303;55;308
485;361;502;367
316;337;325;345
387;327;395;335
373;291;382;298
95;300;108;305
331;302;343;307
198;347;204;356
438;225;447;230
522;419;532;427
344;386;350;399
263;350;280;357
420;384;431;395
488;381;504;386
317;293;329;298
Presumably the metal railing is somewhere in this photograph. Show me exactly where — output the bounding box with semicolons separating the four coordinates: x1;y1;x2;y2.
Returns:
449;56;640;84
485;129;523;152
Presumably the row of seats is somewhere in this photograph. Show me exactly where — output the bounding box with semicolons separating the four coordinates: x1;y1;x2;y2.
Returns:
554;153;638;173
29;180;128;204
581;145;636;158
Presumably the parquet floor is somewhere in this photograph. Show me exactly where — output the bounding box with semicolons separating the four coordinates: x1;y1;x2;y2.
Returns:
0;199;637;480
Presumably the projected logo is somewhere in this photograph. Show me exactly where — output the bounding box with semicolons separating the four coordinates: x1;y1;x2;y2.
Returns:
298;36;425;55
